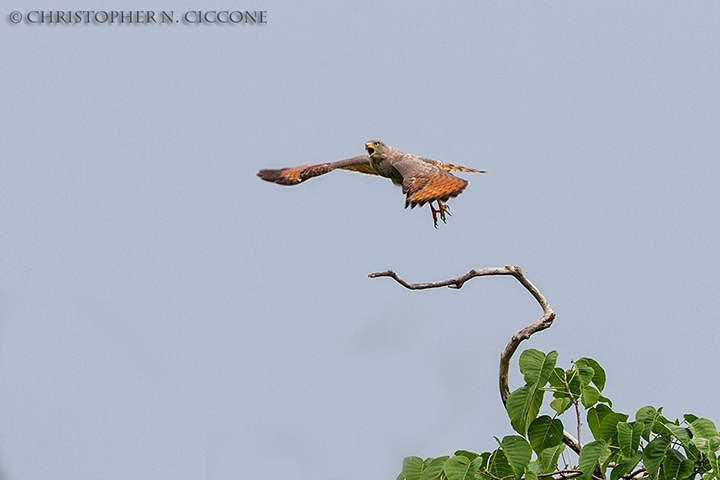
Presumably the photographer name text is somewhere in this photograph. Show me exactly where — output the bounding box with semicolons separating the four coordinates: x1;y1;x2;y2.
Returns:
8;10;267;25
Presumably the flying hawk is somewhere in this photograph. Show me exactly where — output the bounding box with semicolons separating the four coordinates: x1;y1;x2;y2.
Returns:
257;140;486;227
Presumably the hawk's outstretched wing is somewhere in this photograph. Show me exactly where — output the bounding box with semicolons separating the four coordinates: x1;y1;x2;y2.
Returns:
390;157;471;209
257;155;375;186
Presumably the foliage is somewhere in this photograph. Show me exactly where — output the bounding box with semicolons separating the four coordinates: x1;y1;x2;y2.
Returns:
397;350;720;480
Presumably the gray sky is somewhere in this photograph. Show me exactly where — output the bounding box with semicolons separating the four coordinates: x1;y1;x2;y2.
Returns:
1;1;719;479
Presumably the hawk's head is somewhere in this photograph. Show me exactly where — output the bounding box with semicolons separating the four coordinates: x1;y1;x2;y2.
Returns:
365;140;389;158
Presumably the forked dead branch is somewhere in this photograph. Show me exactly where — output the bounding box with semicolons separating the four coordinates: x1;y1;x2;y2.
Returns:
368;265;582;455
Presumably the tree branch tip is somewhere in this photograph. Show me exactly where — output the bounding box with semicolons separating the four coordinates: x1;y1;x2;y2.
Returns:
368;270;393;279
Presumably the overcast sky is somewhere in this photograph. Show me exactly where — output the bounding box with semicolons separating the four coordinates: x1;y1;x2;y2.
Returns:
1;2;719;479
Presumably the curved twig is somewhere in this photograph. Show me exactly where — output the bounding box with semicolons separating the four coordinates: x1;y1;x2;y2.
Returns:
368;265;582;454
537;469;583;479
624;468;647;480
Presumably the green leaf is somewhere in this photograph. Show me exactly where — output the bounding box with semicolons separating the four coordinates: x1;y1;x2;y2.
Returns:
677;458;696;480
683;439;703;462
691;436;720;455
550;397;573;415
526;461;542;475
636;406;660;441
689;419;720;440
548;367;566;389
537;443;565;474
597;393;613;407
566;369;583;397
599;444;614;467
609;454;642;480
550;366;581;398
524;468;539;480
588;405;614;440
476;453;492;478
573;359;595;386
519;349;558;389
632;421;644;454
659;449;693;480
617;422;637;457
708;452;720;480
471;456;490;479
454;451;480;461
652;413;673;436
684;414;700;424
613;421;641;457
443;456;471;480
665;424;692;449
444;455;486;480
501;436;532;480
528;416;564;455
598;412;629;442
506;386;544;435
487;449;515;480
418;456;449;480
644;435;671;477
578;440;607;480
580;384;601;409
399;456;425;480
576;357;606;391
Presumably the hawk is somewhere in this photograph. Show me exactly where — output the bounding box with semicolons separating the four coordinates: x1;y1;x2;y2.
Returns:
257;140;486;227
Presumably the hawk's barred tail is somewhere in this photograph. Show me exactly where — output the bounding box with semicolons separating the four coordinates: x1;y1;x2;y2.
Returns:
257;164;332;186
439;162;487;174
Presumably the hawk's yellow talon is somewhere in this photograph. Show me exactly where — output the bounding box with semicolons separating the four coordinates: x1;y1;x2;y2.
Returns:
430;201;451;228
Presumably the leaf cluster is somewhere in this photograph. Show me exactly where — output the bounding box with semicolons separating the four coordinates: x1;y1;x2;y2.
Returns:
397;350;720;480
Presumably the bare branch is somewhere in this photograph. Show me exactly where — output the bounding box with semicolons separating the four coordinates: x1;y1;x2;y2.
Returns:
537;469;583;479
534;471;605;480
368;267;515;290
575;400;582;447
368;265;582;455
624;468;648;480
